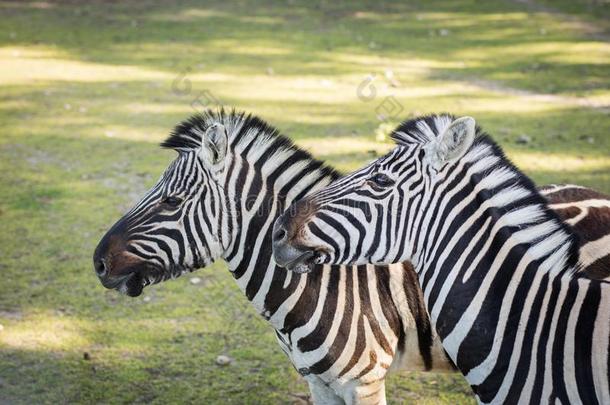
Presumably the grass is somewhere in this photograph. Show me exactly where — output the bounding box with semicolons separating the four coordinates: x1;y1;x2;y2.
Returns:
0;0;608;403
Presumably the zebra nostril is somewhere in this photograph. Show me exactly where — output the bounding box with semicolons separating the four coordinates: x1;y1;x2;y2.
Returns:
94;258;107;278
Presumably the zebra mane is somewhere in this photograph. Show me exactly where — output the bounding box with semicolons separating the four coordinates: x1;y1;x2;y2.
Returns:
161;108;341;179
393;114;581;274
391;113;487;145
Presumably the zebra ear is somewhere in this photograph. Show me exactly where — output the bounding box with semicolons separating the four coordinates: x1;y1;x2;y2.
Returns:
424;116;476;170
200;123;228;168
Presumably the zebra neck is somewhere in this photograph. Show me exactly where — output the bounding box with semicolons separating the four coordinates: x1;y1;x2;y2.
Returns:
411;141;580;376
221;153;338;321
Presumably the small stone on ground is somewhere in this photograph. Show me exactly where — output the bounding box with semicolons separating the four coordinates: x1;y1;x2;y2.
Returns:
215;355;233;366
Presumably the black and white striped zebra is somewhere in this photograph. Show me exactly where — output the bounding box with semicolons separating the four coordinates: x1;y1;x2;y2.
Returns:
93;110;456;404
273;114;610;404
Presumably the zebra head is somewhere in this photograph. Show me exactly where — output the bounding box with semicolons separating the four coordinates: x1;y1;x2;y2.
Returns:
273;114;477;273
93;115;233;297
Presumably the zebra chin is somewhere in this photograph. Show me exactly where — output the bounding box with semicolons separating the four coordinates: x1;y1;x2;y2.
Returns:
287;261;315;274
117;270;145;297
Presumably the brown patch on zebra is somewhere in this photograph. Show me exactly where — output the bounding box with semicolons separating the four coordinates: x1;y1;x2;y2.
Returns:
569;206;610;243
354;351;379;380
552;207;582;222
540;184;610;204
369;350;378;363
97;234;145;279
541;185;610;280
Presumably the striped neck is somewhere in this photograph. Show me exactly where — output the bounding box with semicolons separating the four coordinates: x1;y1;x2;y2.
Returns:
410;138;580;389
205;115;340;319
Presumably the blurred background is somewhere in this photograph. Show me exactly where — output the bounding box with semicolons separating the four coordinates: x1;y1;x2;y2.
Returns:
0;0;608;403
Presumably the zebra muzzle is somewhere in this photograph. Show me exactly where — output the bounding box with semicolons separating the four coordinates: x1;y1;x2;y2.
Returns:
273;242;328;273
274;246;314;272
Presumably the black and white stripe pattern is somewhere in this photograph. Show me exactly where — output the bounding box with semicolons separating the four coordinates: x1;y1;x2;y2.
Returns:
94;110;456;404
275;114;610;404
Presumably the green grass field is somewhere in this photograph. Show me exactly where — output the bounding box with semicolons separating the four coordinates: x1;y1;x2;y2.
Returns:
0;0;608;403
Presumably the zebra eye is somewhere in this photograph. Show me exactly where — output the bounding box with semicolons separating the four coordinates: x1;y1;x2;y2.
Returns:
368;173;394;188
162;196;183;207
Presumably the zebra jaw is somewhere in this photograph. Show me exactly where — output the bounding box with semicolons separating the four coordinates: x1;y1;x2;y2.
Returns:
114;265;174;297
115;271;144;297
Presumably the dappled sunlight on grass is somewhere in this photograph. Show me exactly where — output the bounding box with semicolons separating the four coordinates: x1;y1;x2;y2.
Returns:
298;137;393;157
0;47;170;85
511;152;610;173
417;11;531;23
205;40;293;56
0;1;56;10
0;313;89;351
0;98;33;111
123;102;193;115
90;124;169;143
189;73;364;104
464;95;586;113
328;53;465;70
494;42;610;65
147;7;229;22
0;46;63;59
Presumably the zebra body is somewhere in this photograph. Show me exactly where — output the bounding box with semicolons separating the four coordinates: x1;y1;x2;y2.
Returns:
274;114;610;403
93;111;455;404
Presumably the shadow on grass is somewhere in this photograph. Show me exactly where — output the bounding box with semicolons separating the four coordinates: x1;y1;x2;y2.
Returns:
1;338;300;404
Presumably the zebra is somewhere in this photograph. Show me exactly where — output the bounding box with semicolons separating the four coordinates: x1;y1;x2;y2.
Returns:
93;110;455;404
94;110;608;403
273;114;610;404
